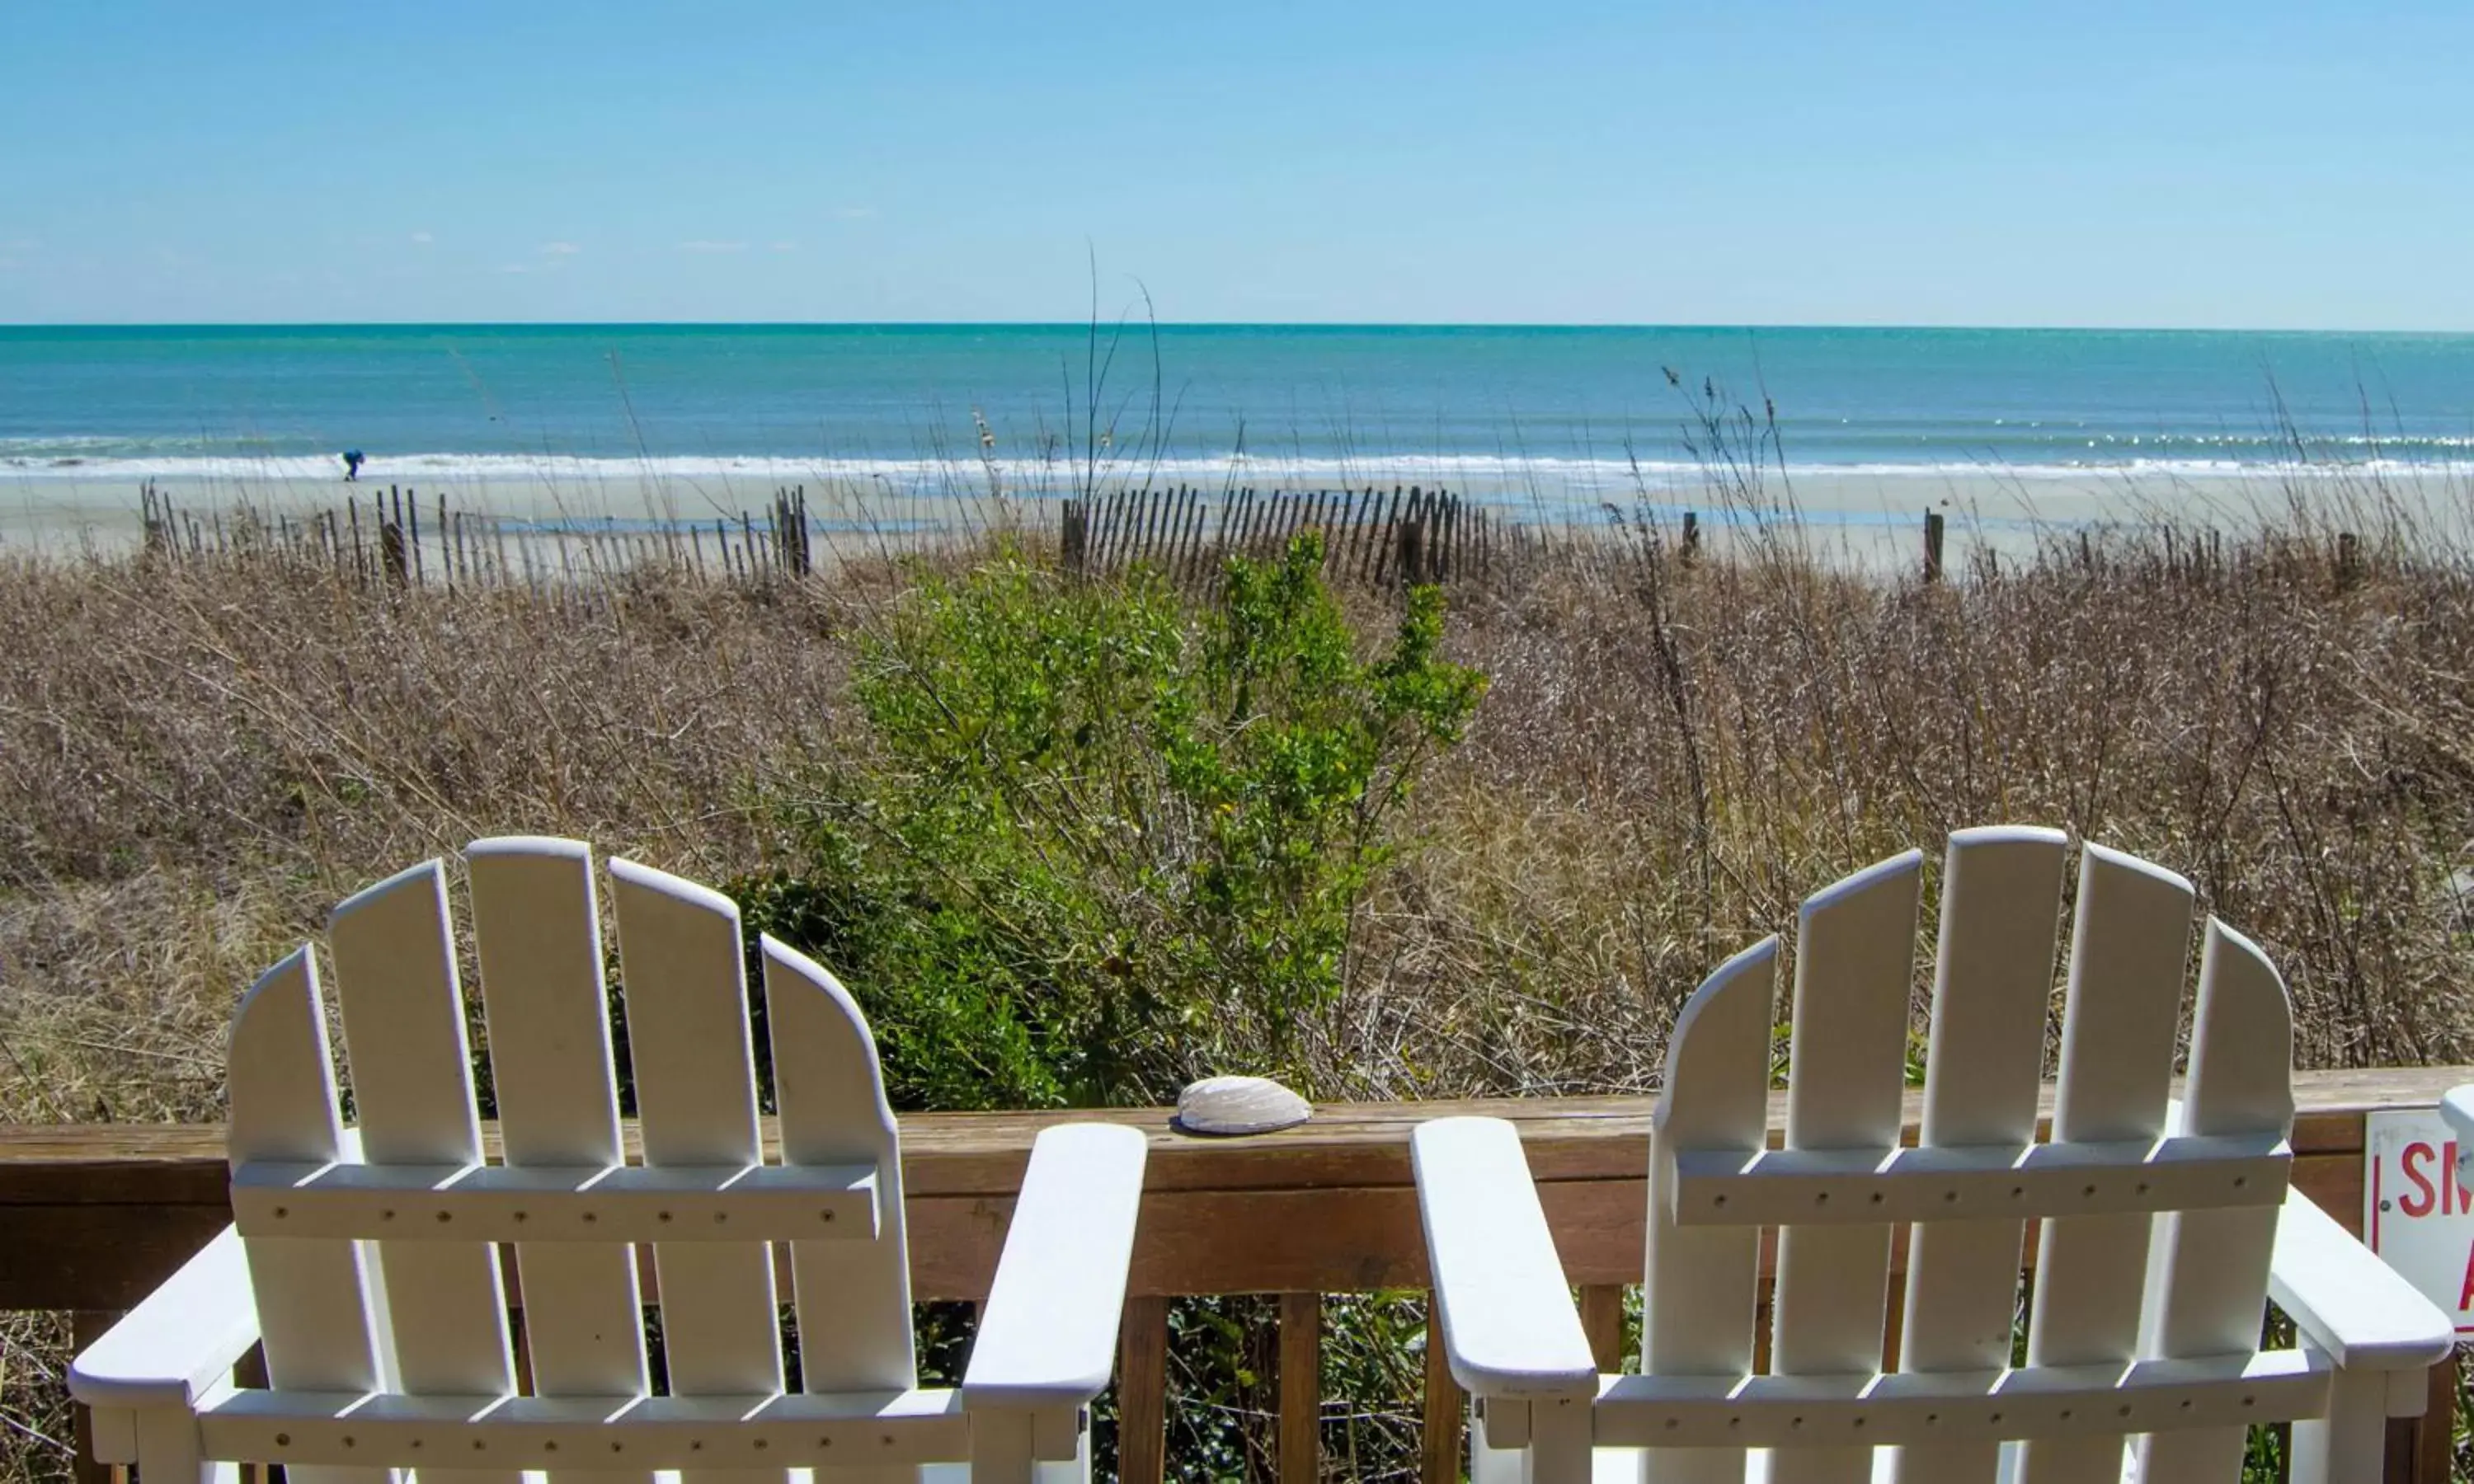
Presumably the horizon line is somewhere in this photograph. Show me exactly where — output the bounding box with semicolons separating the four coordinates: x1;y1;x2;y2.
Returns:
3;318;2469;337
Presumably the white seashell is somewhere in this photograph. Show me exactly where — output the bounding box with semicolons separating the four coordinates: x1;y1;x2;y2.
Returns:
1174;1074;1311;1136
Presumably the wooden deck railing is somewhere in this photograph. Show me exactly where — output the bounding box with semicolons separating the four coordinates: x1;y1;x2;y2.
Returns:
3;1068;2465;1483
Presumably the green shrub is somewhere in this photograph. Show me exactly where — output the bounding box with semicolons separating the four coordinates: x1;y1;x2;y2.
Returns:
737;533;1485;1110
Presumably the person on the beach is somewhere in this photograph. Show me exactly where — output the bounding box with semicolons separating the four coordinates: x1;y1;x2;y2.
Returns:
342;448;365;481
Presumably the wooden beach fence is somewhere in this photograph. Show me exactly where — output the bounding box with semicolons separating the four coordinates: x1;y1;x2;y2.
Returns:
1057;484;1503;588
129;482;2096;595
130;483;831;594
129;481;1522;595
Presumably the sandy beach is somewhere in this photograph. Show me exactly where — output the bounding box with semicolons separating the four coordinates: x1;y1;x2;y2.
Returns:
5;463;2463;573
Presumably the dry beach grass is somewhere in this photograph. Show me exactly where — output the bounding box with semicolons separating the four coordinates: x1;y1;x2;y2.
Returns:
2;485;2473;1477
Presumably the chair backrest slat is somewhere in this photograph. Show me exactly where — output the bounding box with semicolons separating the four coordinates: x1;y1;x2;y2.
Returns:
1768;850;1921;1484
607;861;790;1424
2019;844;2194;1480
1643;937;1775;1482
467;837;654;1479
326;862;520;1447
762;937;920;1397
228;949;391;1484
1892;827;2067;1484
2133;921;2296;1480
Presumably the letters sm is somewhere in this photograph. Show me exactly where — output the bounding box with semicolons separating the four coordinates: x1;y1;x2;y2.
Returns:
2366;1107;2474;1330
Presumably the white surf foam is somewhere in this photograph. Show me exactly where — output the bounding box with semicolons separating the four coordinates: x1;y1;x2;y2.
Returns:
6;449;2470;488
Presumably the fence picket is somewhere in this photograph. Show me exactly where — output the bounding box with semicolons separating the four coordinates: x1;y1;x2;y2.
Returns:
1088;489;1117;571
1373;486;1404;584
1145;483;1176;565
1173;490;1206;584
1157;487;1183;577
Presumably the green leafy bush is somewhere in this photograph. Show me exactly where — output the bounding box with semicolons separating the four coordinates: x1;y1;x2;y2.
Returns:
737;533;1485;1110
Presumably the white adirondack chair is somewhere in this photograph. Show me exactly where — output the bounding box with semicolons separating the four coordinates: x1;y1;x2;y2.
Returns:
1416;827;2454;1484
68;838;1147;1483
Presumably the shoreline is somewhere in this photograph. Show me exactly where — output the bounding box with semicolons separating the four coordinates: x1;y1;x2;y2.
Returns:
2;463;2465;569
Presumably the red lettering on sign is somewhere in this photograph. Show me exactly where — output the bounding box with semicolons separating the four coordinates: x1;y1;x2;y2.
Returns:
2442;1141;2474;1213
2458;1241;2474;1312
2404;1142;2439;1217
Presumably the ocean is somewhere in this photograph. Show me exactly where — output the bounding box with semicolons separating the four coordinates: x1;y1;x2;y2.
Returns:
7;322;2472;480
4;325;2472;550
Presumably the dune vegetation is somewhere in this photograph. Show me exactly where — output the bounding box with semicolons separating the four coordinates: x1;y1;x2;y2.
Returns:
2;456;2472;1479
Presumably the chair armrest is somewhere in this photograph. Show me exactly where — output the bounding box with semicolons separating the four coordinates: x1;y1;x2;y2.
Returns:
2269;1186;2455;1371
1412;1116;1596;1398
2440;1085;2474;1148
962;1122;1149;1408
68;1225;261;1410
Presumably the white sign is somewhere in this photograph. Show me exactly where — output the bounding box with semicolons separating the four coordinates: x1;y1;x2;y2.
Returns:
2363;1107;2474;1335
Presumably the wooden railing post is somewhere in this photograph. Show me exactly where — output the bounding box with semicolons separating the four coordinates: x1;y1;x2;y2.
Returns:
1279;1293;1321;1482
1423;1293;1462;1484
1578;1285;1624;1374
68;1310;120;1484
2385;1347;2459;1484
1117;1295;1169;1484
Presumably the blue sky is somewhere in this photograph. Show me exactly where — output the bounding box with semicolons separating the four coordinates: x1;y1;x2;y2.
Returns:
3;2;2468;328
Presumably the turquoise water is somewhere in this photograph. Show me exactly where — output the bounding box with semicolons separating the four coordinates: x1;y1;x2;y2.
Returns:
3;323;2472;491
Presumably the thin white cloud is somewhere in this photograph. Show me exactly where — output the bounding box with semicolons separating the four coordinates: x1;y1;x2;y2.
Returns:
835;205;877;220
411;231;435;245
770;241;798;252
678;240;748;253
539;242;581;256
498;264;531;275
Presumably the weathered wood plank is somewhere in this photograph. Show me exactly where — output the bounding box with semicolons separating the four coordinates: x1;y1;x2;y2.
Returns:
56;1145;2269;1305
0;1155;2394;1309
3;1065;2437;1199
0;1073;2458;1313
